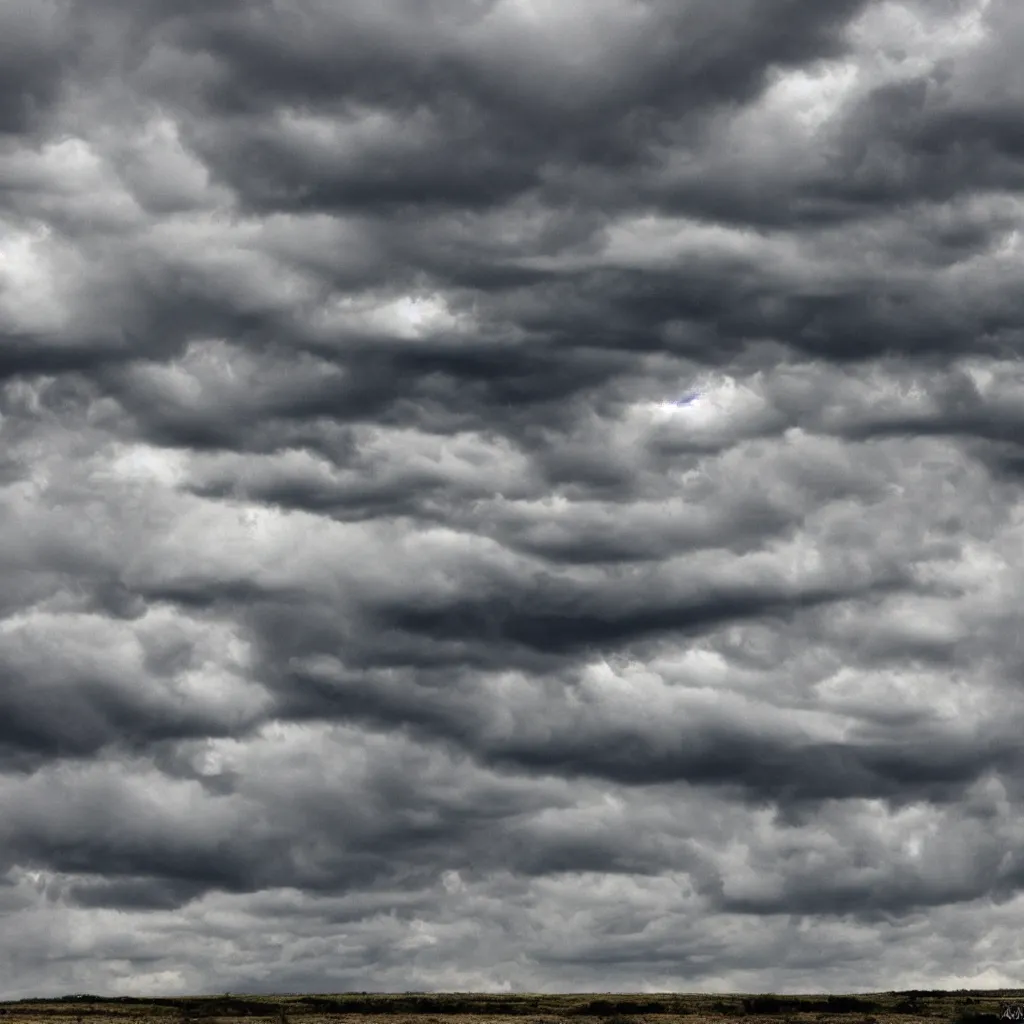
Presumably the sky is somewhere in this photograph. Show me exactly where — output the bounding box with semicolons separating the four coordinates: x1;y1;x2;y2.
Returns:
1;0;1024;999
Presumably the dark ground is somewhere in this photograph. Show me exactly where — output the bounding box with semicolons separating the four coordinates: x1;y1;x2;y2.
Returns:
1;990;1021;1024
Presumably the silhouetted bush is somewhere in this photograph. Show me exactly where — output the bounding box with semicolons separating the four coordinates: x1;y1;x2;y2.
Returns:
739;996;879;1016
742;997;796;1014
190;1001;270;1018
570;1001;668;1017
825;998;880;1014
951;1013;1001;1024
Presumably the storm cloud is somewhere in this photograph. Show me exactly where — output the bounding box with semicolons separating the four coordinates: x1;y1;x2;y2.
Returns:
2;0;1024;999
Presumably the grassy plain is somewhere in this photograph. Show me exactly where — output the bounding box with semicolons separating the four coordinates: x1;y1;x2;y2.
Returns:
1;990;1022;1024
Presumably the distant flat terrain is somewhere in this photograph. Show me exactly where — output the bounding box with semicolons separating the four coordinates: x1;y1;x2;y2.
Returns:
1;991;1021;1024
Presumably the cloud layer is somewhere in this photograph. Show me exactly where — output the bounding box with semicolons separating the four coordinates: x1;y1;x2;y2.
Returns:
2;0;1024;998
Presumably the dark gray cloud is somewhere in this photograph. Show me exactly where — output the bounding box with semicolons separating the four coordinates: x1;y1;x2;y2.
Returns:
2;0;1024;1001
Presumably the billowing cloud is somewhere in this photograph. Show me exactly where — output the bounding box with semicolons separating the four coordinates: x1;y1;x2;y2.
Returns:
2;0;1024;1000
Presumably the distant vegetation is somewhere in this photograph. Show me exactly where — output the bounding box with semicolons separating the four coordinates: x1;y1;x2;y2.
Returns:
2;989;1022;1024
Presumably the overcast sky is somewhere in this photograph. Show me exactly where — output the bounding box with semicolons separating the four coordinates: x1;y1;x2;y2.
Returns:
2;0;1024;1000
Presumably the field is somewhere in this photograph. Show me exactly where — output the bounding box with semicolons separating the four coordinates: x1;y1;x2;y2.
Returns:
1;991;1021;1024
